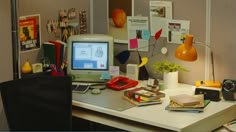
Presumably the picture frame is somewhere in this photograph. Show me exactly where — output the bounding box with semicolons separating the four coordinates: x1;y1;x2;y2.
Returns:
19;14;41;52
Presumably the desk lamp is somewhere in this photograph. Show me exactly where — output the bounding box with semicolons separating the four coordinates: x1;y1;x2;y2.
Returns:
175;34;197;61
175;34;221;88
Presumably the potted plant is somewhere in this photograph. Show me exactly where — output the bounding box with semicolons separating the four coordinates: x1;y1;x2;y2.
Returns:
151;60;189;89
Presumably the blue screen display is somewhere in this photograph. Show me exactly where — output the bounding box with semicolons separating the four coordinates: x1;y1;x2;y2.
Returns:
72;42;109;70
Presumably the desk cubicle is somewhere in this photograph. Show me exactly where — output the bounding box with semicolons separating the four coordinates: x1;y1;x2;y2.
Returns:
72;82;236;132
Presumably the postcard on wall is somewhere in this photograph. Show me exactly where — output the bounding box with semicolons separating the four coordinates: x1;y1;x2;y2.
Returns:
108;0;133;43
19;14;41;52
127;16;149;52
167;19;190;44
149;1;172;37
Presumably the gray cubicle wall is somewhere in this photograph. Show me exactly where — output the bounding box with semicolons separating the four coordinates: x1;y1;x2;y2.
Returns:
17;0;90;76
93;0;206;84
12;0;236;84
94;0;236;85
0;0;12;130
211;0;236;82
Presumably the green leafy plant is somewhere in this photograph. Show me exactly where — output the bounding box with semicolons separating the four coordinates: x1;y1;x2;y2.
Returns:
152;60;189;74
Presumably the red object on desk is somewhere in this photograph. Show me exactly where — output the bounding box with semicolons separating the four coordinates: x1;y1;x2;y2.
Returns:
50;65;64;76
106;76;138;90
51;70;64;76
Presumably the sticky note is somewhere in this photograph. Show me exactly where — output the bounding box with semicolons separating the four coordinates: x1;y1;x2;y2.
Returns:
142;30;151;40
129;38;138;49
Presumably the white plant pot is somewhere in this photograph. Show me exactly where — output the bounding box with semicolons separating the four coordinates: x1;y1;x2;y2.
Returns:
163;71;178;89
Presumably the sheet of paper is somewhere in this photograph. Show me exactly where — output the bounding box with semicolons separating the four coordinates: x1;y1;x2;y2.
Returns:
149;1;172;37
167;19;190;44
127;16;149;51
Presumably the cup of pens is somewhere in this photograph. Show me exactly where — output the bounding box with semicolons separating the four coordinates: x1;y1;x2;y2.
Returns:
50;65;64;76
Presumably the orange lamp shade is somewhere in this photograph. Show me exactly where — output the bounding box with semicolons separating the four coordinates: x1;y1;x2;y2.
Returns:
175;34;197;61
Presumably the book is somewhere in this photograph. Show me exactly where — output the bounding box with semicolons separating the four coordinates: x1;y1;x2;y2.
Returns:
124;87;165;102
122;95;162;107
49;40;65;67
167;100;210;112
43;42;56;65
169;94;203;106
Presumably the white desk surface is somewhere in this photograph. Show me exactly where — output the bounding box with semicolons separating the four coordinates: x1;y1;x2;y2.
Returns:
72;82;236;132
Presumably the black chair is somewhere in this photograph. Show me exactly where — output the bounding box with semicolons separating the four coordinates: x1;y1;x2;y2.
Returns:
0;75;72;131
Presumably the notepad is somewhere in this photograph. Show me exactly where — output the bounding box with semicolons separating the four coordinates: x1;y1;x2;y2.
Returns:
169;94;202;106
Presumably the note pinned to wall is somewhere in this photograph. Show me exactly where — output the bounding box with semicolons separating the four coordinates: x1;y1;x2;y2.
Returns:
167;19;190;44
127;16;149;51
149;1;172;37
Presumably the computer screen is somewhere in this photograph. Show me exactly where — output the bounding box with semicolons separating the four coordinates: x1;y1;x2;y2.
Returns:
67;34;114;81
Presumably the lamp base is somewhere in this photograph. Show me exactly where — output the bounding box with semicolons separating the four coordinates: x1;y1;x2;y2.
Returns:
195;80;221;88
138;66;149;80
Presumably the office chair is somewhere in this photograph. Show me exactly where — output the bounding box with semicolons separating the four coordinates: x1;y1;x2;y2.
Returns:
0;75;72;131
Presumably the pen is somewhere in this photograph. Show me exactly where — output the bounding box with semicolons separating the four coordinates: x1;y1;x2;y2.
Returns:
227;120;236;126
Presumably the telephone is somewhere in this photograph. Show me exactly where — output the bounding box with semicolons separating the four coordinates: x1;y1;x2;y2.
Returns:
106;76;138;90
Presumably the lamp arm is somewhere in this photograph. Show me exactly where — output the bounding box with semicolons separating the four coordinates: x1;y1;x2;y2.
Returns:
194;41;211;50
194;41;215;82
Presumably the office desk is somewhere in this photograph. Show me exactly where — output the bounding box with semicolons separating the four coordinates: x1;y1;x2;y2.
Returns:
72;82;236;132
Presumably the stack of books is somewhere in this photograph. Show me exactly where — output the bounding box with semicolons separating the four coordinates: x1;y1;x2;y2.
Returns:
166;94;210;113
122;87;165;106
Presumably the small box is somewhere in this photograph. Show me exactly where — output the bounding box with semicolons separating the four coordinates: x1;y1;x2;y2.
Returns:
126;64;139;80
32;63;43;73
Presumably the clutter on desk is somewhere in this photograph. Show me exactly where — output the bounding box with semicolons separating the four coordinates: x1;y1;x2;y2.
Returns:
21;60;32;74
223;119;236;132
50;64;64;76
195;87;221;101
166;94;210;113
147;78;159;89
32;63;43;73
122;87;165;106
222;79;236;101
195;80;221;88
106;76;138;90
72;84;90;94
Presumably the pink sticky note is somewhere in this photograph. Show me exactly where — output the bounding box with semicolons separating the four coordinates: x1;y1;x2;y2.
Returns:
129;38;138;49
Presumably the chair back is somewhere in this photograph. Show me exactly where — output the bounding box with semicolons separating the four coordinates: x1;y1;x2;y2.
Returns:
0;75;72;131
